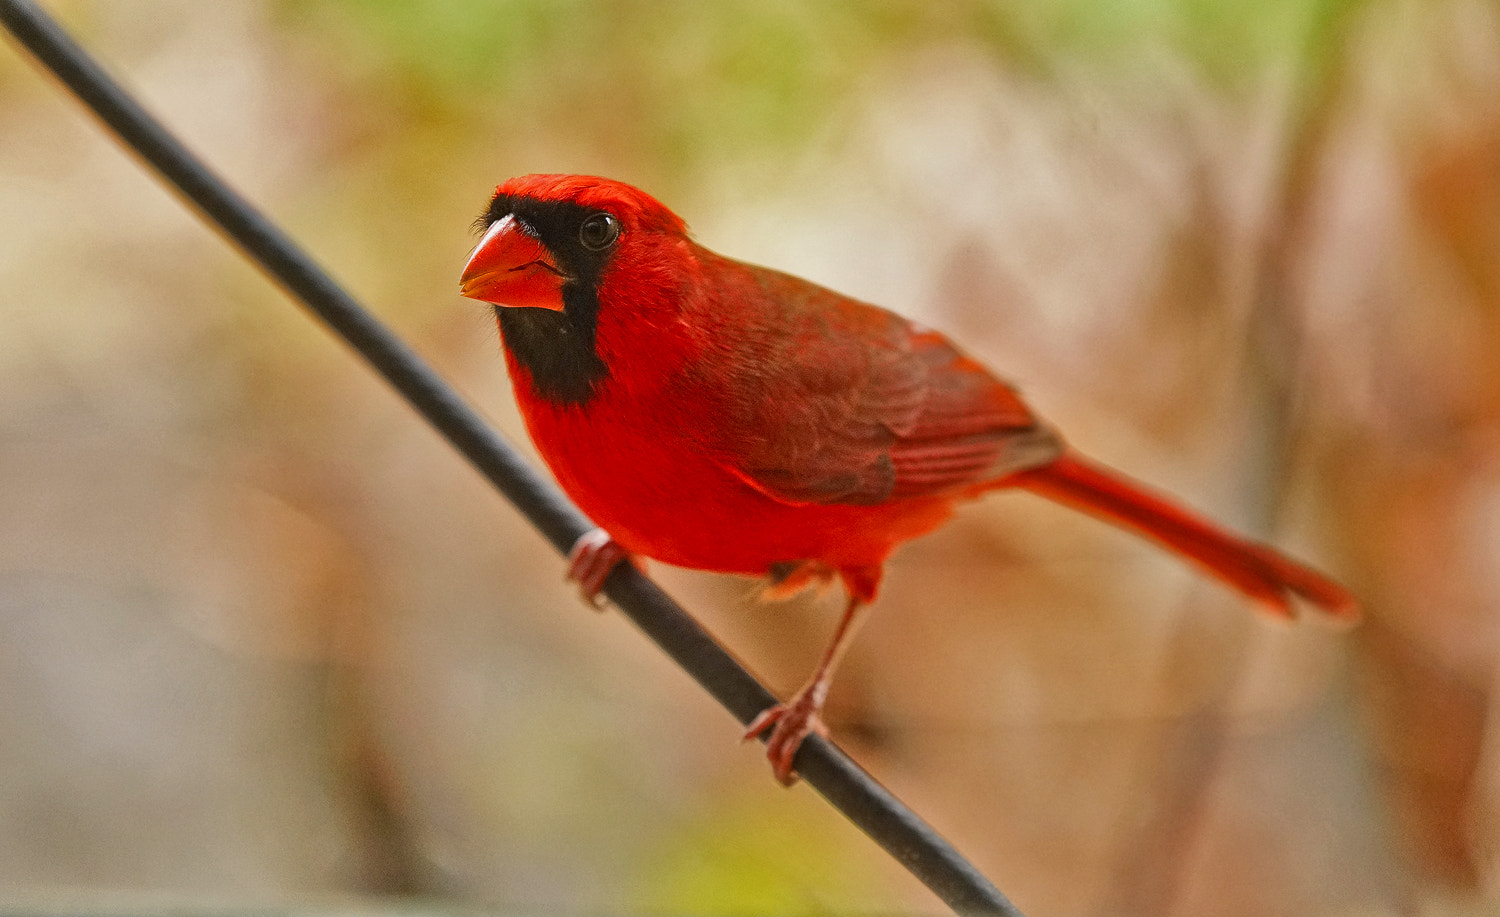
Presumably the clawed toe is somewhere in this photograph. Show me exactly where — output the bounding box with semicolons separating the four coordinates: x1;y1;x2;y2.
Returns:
743;693;828;786
567;528;632;607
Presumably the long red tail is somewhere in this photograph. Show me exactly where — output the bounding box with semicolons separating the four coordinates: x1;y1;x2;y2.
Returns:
1011;451;1357;618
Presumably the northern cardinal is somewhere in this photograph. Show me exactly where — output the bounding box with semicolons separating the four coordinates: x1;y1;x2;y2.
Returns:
460;174;1357;785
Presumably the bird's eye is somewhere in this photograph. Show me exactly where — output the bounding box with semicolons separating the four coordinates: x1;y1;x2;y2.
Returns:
578;212;620;251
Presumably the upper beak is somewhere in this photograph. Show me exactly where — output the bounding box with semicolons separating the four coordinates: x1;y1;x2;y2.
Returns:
459;214;569;311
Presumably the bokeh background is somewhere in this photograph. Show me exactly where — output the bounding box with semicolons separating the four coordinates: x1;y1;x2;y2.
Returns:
2;0;1499;913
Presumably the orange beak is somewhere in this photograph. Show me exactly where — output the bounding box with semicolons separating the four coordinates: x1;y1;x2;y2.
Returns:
459;214;569;311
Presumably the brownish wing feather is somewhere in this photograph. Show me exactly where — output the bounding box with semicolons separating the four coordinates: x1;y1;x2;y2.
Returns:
702;258;1062;506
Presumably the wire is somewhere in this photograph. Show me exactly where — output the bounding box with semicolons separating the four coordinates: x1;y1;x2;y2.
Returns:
0;2;1022;913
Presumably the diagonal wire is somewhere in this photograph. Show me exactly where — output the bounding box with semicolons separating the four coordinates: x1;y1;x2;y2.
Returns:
0;1;1022;914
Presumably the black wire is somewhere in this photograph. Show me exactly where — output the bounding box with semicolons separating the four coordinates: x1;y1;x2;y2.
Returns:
0;2;1023;914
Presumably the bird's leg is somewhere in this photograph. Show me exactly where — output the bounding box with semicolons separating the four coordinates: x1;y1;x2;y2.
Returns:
744;591;871;786
566;528;637;608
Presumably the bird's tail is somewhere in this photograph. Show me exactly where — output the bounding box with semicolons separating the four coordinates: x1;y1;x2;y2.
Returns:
1010;451;1357;618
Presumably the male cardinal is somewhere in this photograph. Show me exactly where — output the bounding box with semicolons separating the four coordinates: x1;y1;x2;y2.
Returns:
459;174;1356;786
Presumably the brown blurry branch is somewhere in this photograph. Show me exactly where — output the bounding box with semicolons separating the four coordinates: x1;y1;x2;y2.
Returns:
1105;0;1369;911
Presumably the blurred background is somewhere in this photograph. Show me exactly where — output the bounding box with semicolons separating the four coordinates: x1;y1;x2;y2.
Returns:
1;0;1498;913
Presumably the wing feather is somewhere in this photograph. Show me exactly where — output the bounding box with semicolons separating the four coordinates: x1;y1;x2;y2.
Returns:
705;260;1062;506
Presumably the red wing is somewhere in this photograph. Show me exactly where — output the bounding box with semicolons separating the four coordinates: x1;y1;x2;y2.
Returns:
884;329;1062;500
712;263;1061;506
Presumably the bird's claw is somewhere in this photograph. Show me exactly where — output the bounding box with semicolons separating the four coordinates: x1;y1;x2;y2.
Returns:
567;528;632;608
743;689;829;787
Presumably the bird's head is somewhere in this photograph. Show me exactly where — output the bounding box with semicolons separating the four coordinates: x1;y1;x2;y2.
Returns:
460;174;685;313
460;175;693;405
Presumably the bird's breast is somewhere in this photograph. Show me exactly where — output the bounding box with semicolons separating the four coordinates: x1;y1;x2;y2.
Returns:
512;374;955;578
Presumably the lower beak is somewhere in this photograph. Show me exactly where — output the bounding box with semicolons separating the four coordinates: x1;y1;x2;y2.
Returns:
459;215;569;311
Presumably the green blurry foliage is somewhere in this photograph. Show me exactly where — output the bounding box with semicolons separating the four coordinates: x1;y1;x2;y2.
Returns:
266;0;1358;206
273;0;889;172
1008;0;1354;83
627;783;899;913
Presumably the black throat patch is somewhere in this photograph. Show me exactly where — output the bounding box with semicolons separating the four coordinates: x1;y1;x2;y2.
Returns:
496;304;607;405
483;194;616;405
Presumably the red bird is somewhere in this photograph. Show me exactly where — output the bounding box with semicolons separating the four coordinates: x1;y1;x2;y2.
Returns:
459;174;1357;785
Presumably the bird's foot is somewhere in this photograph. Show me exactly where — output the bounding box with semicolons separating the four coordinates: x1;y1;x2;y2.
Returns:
743;684;829;787
760;560;837;602
567;528;634;608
